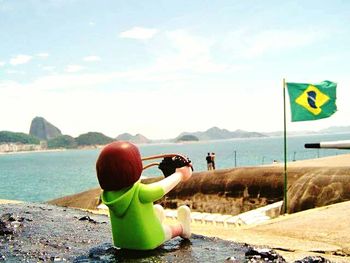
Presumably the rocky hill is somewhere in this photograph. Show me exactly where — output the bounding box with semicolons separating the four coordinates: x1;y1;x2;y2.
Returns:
177;126;266;141
76;132;115;146
116;133;151;144
29;117;62;140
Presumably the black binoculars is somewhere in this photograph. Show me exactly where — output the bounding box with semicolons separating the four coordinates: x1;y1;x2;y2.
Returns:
142;154;193;177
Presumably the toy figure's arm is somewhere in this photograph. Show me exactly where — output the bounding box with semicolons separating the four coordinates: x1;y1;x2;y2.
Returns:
150;166;192;195
139;166;192;203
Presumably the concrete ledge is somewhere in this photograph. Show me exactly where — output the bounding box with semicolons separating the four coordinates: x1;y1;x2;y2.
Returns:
97;201;284;228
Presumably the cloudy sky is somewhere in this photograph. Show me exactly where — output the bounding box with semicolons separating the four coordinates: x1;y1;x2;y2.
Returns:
1;0;350;139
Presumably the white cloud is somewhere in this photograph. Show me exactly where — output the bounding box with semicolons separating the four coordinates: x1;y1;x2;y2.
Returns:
42;66;55;71
10;55;32;65
147;29;239;75
83;56;101;62
0;61;5;67
37;52;49;58
64;65;84;73
119;27;159;40
221;28;323;58
5;69;25;74
247;29;322;57
89;21;95;26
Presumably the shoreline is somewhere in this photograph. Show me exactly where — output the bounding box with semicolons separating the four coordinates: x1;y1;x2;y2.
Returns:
0;148;67;155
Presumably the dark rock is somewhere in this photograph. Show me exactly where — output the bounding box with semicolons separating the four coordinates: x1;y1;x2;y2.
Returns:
78;215;97;223
29;116;62;140
0;203;333;262
0;203;252;262
294;256;331;263
0;213;24;235
245;247;286;262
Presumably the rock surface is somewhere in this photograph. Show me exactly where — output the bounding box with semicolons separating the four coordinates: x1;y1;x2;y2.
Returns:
29;116;62;140
0;203;329;262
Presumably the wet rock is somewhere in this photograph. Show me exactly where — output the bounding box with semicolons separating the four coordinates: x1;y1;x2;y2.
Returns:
294;256;331;263
50;255;67;261
225;255;240;262
0;213;24;235
74;236;251;262
0;202;335;262
0;252;5;261
78;215;97;224
245;247;286;262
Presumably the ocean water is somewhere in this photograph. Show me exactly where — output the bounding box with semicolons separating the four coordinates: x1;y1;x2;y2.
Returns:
1;133;350;202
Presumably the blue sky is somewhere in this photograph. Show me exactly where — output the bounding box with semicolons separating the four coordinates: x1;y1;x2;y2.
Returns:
1;0;350;139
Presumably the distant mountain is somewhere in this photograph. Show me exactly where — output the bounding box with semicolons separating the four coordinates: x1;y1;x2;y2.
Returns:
319;126;350;134
0;131;40;144
262;130;318;137
263;126;350;137
29;116;62;140
116;133;151;144
177;126;266;141
76;132;115;146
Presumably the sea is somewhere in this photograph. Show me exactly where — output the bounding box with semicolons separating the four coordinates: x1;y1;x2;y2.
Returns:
1;133;350;203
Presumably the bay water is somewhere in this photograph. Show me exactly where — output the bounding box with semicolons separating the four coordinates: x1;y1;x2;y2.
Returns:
1;133;350;202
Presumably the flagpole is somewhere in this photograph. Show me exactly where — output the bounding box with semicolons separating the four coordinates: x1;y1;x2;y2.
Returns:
283;78;288;214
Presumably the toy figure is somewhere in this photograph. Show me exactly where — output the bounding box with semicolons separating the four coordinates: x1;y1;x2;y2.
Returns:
96;141;193;250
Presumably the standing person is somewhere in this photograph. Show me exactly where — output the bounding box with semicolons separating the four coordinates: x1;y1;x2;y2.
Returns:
206;152;213;170
211;152;216;170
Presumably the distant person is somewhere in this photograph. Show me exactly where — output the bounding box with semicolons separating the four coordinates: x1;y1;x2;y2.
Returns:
206;152;213;170
211;152;216;170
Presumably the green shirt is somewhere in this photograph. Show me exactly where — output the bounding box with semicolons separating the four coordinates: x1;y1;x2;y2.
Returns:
102;181;166;250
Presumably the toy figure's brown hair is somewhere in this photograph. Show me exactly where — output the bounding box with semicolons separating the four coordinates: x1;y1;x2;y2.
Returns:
96;141;143;191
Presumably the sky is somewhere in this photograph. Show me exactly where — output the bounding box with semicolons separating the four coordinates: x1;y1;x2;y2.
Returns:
1;0;350;140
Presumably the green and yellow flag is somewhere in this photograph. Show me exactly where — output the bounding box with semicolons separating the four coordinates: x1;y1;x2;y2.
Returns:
286;80;337;122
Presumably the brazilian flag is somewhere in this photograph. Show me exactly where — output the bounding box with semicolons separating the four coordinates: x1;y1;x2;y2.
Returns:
286;80;337;122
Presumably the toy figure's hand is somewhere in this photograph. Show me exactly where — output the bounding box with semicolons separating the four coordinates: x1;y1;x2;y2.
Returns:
158;155;193;178
176;166;192;182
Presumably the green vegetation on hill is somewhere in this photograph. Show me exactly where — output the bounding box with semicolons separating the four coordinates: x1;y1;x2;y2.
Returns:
47;135;77;149
0;131;40;144
76;132;114;146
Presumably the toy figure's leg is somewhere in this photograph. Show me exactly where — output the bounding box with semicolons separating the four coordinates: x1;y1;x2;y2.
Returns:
153;204;165;222
157;205;191;242
177;205;191;239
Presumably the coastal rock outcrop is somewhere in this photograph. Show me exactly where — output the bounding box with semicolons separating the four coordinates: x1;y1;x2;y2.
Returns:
29;116;62;140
